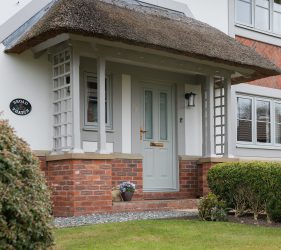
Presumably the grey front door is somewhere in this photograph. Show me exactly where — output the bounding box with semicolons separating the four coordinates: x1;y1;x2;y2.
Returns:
140;83;176;192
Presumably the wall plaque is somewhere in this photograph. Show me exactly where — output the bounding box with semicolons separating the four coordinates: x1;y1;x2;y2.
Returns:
10;99;32;116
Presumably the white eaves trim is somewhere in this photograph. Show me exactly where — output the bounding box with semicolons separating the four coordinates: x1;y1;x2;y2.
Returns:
0;0;53;43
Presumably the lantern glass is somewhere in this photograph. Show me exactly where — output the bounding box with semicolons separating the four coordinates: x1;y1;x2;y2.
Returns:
185;92;196;107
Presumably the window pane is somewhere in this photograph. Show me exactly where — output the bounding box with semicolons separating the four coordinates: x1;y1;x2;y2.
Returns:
86;76;109;125
87;79;98;123
274;0;281;34
273;12;281;33
144;90;153;139
257;100;270;121
236;0;253;25
160;93;168;140
275;103;281;144
237;120;252;142
237;97;252;120
237;97;252;142
255;0;270;31
274;0;281;11
256;100;271;143
276;124;281;144
276;103;281;123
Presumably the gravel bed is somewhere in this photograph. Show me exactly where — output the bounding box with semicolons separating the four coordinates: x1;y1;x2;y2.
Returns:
54;209;198;228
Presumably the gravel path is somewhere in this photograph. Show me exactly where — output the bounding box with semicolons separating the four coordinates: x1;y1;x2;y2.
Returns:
54;209;198;228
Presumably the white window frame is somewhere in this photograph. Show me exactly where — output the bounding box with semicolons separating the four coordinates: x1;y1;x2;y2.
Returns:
236;94;281;148
235;0;281;36
83;72;113;130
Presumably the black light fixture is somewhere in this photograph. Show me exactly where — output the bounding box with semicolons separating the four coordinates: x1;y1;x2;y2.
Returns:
185;92;196;107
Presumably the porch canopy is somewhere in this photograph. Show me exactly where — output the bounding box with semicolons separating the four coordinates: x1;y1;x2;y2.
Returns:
4;0;281;83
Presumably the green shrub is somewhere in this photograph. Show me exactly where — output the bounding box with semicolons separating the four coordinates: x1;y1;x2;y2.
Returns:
266;199;281;223
208;161;281;221
0;119;54;249
198;193;227;221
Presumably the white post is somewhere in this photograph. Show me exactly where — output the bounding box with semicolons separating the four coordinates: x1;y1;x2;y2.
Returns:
202;75;215;157
223;76;234;157
121;74;132;153
97;56;107;153
72;50;83;153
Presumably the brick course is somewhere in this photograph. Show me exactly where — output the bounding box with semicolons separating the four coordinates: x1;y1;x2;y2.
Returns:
236;36;281;89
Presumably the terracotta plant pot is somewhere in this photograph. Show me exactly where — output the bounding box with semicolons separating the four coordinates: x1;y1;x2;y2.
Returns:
121;191;134;201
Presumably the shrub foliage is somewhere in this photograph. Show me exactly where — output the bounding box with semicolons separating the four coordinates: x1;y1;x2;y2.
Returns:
198;193;227;221
208;161;281;222
0;119;54;249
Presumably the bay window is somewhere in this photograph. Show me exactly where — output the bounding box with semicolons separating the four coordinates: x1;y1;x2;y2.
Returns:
236;0;281;34
84;72;112;129
237;95;281;146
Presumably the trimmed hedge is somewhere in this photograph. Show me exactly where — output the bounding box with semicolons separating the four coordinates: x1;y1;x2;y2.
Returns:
207;161;281;221
0;119;54;249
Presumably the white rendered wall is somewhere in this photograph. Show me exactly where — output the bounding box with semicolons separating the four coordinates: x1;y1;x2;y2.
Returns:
0;44;52;151
183;0;229;34
185;83;202;156
0;0;32;25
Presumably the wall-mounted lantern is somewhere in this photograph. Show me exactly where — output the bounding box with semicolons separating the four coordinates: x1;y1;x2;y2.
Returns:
185;92;196;107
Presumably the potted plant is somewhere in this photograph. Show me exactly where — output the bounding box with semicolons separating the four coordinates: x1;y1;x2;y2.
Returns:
119;182;136;201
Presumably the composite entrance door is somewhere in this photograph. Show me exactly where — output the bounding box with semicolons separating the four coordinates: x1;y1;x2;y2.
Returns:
140;83;176;192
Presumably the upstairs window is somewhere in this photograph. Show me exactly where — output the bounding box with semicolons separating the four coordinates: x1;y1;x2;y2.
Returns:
237;95;281;147
236;0;281;34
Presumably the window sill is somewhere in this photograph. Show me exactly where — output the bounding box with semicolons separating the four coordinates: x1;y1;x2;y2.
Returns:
236;143;281;150
235;23;281;39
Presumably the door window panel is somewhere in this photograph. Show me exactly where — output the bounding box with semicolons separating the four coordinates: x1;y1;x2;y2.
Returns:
144;90;153;139
160;92;168;140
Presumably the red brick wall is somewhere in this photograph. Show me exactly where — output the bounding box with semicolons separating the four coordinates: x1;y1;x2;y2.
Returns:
43;159;113;217
111;159;143;200
236;36;281;89
37;157;207;216
200;162;216;196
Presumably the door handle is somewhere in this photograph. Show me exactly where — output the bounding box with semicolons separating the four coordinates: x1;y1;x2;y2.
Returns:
140;127;148;140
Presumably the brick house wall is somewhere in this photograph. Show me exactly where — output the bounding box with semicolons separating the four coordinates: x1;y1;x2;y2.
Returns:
236;36;281;89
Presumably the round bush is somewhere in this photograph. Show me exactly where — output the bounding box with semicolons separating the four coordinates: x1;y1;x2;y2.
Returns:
207;161;281;220
0;119;54;249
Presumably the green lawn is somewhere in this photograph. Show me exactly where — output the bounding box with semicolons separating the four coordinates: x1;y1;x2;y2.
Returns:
54;220;281;250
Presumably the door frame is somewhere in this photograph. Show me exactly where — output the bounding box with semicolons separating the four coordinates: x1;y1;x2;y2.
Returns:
131;78;178;192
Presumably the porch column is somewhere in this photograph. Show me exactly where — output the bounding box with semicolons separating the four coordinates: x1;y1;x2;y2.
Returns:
223;76;234;157
97;56;107;153
202;75;215;157
72;51;83;153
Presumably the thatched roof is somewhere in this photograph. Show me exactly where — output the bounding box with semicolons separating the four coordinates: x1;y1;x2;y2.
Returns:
4;0;281;83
